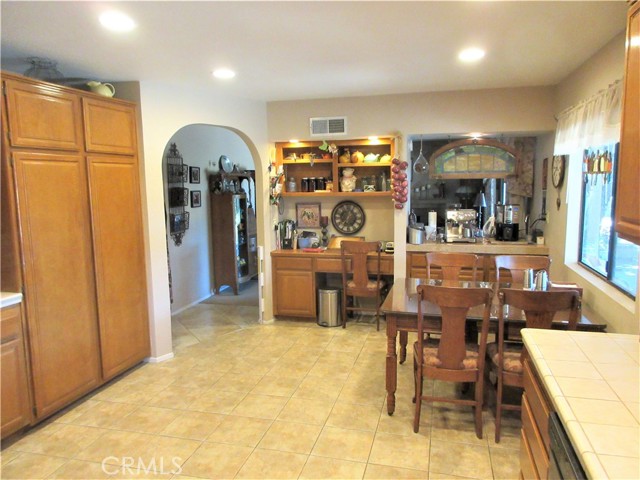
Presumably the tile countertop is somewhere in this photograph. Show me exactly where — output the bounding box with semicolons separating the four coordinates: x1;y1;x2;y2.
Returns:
406;240;549;255
522;329;639;479
1;292;23;308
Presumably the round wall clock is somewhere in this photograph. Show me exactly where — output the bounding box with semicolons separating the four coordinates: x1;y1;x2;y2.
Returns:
551;155;565;188
331;201;365;235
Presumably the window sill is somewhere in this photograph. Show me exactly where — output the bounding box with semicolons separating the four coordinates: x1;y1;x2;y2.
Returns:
566;262;636;314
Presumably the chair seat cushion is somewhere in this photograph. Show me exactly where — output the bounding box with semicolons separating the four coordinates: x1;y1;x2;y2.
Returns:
346;279;386;291
414;339;479;370
487;342;523;374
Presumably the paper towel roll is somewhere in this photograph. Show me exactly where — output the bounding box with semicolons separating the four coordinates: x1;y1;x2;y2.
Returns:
428;211;437;228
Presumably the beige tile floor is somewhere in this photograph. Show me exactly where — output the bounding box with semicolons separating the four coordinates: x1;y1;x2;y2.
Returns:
1;299;522;479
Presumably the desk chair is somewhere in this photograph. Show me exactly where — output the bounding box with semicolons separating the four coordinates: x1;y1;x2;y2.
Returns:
426;252;481;283
494;255;550;285
413;284;492;437
489;288;581;442
340;241;386;331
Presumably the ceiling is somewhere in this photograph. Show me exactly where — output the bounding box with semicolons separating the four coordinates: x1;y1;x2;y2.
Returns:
0;1;628;102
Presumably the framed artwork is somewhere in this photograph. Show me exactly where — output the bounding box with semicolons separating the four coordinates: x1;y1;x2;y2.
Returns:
191;190;201;208
296;203;321;228
189;166;200;184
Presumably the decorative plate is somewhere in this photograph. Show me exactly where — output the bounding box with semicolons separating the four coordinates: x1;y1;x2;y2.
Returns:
219;155;234;173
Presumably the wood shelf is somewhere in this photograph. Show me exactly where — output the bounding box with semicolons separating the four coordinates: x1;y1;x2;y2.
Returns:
282;191;392;198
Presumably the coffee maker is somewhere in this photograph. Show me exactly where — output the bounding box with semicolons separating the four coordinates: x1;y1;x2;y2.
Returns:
445;208;477;243
495;204;520;241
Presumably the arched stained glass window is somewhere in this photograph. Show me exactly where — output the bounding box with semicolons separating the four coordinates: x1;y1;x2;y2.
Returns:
429;138;520;179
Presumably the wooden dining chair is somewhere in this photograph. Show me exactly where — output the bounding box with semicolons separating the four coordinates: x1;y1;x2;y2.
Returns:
494;255;550;285
340;241;386;331
413;284;493;437
426;252;481;282
488;288;581;442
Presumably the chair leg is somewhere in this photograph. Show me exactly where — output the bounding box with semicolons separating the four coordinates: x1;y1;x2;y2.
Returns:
341;294;347;329
475;378;484;439
495;376;503;443
413;369;423;433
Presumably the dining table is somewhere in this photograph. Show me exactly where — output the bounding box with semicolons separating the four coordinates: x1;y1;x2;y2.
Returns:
381;277;607;416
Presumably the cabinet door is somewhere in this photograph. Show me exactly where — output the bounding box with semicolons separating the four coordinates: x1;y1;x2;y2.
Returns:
273;270;316;317
211;194;240;294
82;98;137;155
1;304;32;438
615;2;640;245
13;151;101;418
87;155;150;379
4;79;82;151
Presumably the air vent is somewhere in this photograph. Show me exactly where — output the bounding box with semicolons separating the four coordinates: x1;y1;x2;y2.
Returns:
309;116;347;136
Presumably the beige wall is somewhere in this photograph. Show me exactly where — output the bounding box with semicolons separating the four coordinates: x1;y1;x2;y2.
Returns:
548;31;638;334
268;86;556;280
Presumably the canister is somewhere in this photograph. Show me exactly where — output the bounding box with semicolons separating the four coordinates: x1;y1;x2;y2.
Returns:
317;177;325;190
301;177;309;192
287;177;296;192
308;177;316;192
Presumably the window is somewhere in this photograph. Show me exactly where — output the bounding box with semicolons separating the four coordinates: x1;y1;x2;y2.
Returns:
579;143;639;297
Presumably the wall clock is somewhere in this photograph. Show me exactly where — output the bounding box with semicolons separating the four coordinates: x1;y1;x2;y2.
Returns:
551;155;566;210
331;201;365;235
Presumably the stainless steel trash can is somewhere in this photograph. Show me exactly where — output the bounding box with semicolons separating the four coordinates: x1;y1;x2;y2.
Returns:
317;288;341;327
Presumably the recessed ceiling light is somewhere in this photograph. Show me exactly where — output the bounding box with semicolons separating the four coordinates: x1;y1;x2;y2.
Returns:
99;11;136;32
212;68;236;80
458;47;485;63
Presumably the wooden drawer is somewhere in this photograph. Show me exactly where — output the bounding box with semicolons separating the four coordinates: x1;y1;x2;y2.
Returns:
524;359;551;448
274;256;313;271
520;427;540;480
522;393;549;480
315;257;341;272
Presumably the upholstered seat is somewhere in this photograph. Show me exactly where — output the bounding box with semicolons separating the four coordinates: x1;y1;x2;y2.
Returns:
346;279;386;290
486;343;522;374
416;340;479;370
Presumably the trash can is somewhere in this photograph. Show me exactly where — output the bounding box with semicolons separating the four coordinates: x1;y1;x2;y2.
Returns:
317;288;341;327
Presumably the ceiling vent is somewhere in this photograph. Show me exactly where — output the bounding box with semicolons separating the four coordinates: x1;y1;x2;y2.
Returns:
309;116;347;136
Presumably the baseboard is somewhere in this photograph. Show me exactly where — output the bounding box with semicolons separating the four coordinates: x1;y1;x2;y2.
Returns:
145;352;174;363
171;293;213;315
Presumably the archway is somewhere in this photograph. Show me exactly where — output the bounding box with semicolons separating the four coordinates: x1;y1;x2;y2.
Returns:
162;124;260;321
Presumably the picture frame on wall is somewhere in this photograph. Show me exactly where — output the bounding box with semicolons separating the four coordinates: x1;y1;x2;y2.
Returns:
189;166;200;184
296;203;321;228
191;190;201;208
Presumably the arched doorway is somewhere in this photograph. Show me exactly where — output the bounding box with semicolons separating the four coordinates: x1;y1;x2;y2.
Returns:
162;124;260;324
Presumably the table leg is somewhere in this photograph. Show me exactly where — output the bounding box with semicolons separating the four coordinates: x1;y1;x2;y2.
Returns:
399;331;408;364
386;317;398;415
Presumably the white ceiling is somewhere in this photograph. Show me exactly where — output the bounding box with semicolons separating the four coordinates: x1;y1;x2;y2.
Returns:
0;1;628;102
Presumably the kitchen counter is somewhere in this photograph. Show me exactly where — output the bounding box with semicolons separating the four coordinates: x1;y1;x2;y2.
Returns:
522;329;639;479
1;292;23;309
406;240;549;255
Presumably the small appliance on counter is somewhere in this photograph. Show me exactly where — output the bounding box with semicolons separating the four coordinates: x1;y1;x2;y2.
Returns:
495;203;520;241
445;208;477;243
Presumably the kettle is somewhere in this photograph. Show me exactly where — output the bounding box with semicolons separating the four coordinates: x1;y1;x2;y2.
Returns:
87;81;115;97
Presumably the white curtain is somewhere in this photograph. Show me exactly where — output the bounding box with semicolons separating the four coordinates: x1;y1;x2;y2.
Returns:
554;80;623;154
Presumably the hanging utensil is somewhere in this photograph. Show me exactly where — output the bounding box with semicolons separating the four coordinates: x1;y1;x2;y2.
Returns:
413;134;428;174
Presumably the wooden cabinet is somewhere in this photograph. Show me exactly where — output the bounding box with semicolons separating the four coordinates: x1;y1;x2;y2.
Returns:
87;153;150;380
1;72;149;420
1;303;32;438
210;193;257;295
521;354;553;480
276;138;395;197
272;256;316;317
615;2;640;245
12;150;102;417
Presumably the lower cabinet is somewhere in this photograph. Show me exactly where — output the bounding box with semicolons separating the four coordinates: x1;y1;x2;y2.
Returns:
1;304;32;438
521;355;552;480
272;257;315;317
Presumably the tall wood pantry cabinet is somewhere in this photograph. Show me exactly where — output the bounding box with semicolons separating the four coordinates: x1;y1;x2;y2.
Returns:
0;72;150;425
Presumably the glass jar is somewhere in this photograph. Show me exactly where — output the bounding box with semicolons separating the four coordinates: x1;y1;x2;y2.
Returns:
287;177;296;192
